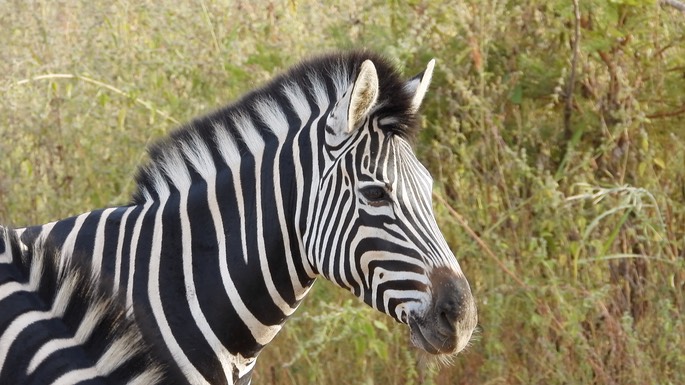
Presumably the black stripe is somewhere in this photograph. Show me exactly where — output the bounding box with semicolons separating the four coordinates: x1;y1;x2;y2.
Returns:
116;205;143;299
155;186;220;384
207;166;260;356
99;207;129;292
72;209;106;264
44;215;76;251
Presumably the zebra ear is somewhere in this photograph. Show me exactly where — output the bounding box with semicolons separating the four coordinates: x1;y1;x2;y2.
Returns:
404;59;435;112
326;60;379;137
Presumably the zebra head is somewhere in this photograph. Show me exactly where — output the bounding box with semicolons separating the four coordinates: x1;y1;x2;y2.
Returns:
306;56;477;356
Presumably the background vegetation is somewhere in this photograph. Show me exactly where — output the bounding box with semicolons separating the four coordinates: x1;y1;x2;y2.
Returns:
1;0;684;384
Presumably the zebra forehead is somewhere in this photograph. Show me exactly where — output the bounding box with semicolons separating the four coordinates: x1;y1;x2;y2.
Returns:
355;133;429;179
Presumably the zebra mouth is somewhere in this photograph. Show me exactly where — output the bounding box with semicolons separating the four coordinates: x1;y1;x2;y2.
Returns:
408;316;457;355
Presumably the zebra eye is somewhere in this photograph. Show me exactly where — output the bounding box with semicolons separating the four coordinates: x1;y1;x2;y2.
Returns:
360;185;391;205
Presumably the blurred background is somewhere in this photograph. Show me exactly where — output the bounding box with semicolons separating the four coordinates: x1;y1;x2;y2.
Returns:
1;1;684;384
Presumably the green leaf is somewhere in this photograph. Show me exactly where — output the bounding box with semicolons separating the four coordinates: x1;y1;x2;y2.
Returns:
372;320;388;332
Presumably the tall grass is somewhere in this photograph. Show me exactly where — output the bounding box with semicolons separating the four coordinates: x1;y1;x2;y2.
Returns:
1;1;684;384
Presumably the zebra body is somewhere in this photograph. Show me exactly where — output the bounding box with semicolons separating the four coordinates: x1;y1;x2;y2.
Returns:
0;230;165;384
1;51;478;384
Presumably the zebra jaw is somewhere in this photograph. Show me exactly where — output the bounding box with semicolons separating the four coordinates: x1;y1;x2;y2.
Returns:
396;303;476;356
406;309;476;355
408;315;467;355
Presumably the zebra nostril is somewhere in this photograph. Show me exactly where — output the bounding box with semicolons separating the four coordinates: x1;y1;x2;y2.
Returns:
437;299;460;330
440;309;449;323
439;310;449;330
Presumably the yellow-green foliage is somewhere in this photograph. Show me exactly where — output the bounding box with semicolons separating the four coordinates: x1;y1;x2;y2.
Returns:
1;1;684;384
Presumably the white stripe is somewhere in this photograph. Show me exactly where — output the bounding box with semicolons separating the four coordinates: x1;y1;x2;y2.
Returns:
113;206;135;294
126;200;153;314
14;227;26;238
58;212;90;272
178;132;236;382
96;331;144;374
254;98;296;315
53;332;157;385
0;281;29;302
52;346;164;385
320;177;350;280
126;369;165;385
92;207;116;277
0;232;12;264
51;367;99;385
311;178;339;276
214;122;249;264
233;111;264;157
282;82;311;125
308;74;330;114
231;113;263;267
283;83;318;291
147;170;210;385
375;270;429;312
330;59;349;97
255;98;289;138
333;183;357;291
385;289;427;317
304;73;332;270
28;221;57;250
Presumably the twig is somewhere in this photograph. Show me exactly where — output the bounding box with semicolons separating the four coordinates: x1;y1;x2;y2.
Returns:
564;0;581;140
647;103;685;119
433;192;530;290
661;0;685;13
199;0;221;54
15;73;180;125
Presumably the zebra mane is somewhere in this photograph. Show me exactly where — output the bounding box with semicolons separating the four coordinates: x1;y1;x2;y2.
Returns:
131;51;418;204
0;229;168;383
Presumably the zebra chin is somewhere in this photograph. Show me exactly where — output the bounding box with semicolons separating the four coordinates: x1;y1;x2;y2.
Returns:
406;267;477;355
407;315;475;355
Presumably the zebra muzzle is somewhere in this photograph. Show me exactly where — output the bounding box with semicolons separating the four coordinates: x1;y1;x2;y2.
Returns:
408;268;477;355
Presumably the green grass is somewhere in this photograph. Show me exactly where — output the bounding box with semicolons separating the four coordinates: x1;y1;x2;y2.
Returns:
1;1;684;384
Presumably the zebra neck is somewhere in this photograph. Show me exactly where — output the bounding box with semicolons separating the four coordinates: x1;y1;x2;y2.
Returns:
17;190;317;382
12;61;350;381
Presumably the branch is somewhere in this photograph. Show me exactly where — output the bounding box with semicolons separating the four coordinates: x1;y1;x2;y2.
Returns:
647;103;685;119
564;0;581;140
661;0;685;13
433;192;530;290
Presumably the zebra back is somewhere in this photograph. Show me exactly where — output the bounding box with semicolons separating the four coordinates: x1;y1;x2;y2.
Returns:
0;228;169;384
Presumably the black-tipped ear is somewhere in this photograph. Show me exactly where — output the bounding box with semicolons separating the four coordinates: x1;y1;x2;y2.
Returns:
348;60;379;131
326;60;379;137
404;59;435;112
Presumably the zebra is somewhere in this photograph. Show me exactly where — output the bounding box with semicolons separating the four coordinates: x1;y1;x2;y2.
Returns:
1;51;478;385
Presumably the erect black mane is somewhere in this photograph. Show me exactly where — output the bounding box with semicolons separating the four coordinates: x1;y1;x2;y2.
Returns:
131;51;418;204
